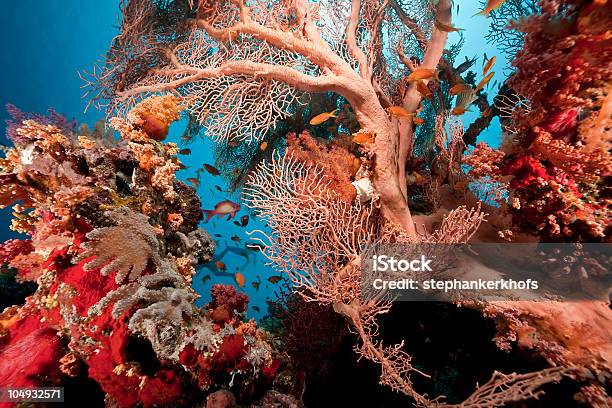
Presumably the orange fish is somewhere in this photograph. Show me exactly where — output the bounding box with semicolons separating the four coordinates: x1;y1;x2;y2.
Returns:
451;107;469;115
449;83;472;96
474;0;507;17
215;261;226;271
186;177;200;188
260;141;268;151
179;148;191;155
434;19;464;32
416;81;433;99
235;272;246;287
412;116;425;125
476;72;495;91
481;107;493;117
203;200;241;222
407;68;439;82
352;131;374;145
203;163;220;176
483;56;496;75
228;139;240;147
309;110;338;125
387;106;412;118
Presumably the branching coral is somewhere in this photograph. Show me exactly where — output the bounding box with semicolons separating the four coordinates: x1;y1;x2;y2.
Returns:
244;150;571;407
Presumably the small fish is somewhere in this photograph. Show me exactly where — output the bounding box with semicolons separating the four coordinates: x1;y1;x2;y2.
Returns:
449;83;472;95
214;185;223;192
215;261;226;271
416;81;433;99
483;56;496;75
387;106;412;118
267;275;282;284
228;139;240;147
434;19;464;32
203;163;220;176
475;72;495;91
252;276;261;291
481;107;493;117
179;148;191;155
309;110;338;125
230;235;241;243
412;116;425;125
474;0;507;17
260;141;268;151
186;177;200;188
406;68;439;82
214;233;223;238
352;131;374;145
451;107;469;115
252;306;260;313
455;56;477;74
233;221;241;226
234;272;246;287
240;215;249;227
201;274;211;284
203;200;241;222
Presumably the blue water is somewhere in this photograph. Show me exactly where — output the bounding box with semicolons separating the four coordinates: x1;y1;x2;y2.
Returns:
0;1;506;319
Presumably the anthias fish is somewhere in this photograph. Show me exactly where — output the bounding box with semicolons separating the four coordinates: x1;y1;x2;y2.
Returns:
309;110;338;125
483;56;496;75
203;200;241;222
260;141;268;151
474;0;507;17
476;72;495;91
412;116;425;125
451;106;469;115
407;68;439;82
234;272;246;287
186;177;199;188
387;106;412;118
449;83;472;95
352;131;374;145
416;81;433;98
202;163;220;176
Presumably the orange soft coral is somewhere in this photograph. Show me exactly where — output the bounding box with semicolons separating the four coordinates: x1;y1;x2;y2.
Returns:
286;131;359;203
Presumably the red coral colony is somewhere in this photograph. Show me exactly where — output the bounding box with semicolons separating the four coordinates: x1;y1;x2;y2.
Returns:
0;0;610;407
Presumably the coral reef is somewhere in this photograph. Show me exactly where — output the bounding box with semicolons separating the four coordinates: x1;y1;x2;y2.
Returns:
1;0;610;406
0;97;286;407
466;0;611;242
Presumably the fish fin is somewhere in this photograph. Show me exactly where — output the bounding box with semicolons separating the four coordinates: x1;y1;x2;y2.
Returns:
203;210;214;223
472;10;487;17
